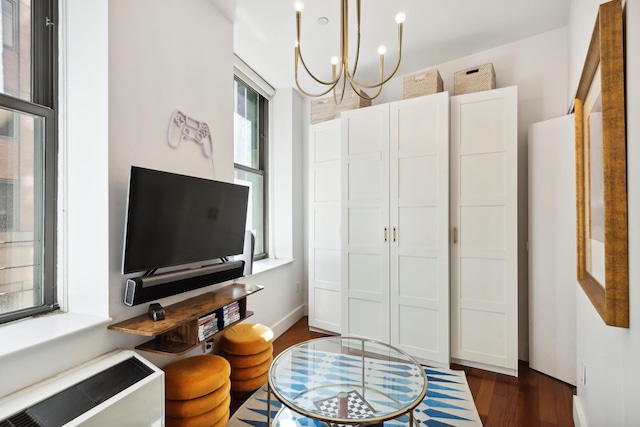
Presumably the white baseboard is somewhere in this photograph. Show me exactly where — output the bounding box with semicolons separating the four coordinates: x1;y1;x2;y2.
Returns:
268;304;306;340
573;395;588;427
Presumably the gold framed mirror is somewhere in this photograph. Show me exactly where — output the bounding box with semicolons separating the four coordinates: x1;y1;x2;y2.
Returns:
574;0;628;327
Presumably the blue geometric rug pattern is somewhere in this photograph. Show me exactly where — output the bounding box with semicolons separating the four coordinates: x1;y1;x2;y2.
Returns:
228;349;482;427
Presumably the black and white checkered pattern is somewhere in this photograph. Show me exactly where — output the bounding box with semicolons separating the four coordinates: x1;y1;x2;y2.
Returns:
314;390;377;421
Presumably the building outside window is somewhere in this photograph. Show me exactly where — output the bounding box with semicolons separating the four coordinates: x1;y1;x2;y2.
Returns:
2;0;17;51
233;75;268;259
0;0;57;324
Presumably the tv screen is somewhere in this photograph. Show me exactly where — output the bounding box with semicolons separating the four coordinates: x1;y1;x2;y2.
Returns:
122;167;249;275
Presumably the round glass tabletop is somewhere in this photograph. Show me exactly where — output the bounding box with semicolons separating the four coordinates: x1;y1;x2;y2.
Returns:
268;336;428;425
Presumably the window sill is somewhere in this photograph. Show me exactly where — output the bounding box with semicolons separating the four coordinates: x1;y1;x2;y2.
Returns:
249;258;294;276
0;312;111;359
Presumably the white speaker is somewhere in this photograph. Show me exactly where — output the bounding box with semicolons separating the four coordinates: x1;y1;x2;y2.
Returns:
239;230;255;276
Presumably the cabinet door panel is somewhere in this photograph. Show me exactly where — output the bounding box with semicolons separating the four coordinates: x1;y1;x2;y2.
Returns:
347;299;387;342
315;166;340;202
348;253;384;293
460;310;508;359
390;92;450;367
459;98;507;154
399;306;441;353
451;87;518;375
399;257;439;300
460;257;506;303
398;207;438;249
309;120;342;334
348;159;384;201
313;287;341;328
341;104;390;342
398;156;439;204
460;153;506;199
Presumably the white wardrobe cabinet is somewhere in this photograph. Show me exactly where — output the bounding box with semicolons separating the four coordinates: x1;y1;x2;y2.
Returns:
307;87;519;375
528;115;576;386
308;119;342;334
340;92;451;368
450;86;519;376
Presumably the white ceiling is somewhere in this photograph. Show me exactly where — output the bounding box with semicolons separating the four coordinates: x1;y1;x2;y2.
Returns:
211;0;571;93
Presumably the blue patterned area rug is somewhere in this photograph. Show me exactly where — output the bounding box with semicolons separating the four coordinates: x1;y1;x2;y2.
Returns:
227;366;482;427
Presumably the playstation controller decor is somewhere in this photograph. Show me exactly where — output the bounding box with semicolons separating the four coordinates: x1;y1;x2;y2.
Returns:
167;110;213;158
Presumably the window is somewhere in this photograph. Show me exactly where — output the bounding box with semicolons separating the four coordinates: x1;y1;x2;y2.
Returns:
0;0;57;325
233;76;268;259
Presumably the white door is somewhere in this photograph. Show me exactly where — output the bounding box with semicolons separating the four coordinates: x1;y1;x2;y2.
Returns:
450;87;519;375
341;104;390;342
308;119;342;334
528;115;577;386
389;93;450;367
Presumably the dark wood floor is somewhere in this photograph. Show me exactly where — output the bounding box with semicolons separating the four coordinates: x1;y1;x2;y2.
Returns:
231;316;576;426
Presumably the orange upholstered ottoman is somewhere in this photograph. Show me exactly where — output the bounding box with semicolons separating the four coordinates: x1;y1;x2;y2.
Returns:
163;355;231;426
220;344;273;368
218;323;274;355
165;379;231;418
219;323;274;392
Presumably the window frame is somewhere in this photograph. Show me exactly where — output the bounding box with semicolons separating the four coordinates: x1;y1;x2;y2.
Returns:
233;75;269;260
0;0;58;325
233;56;274;262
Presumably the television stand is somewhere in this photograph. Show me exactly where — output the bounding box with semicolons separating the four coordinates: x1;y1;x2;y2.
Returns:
108;282;263;356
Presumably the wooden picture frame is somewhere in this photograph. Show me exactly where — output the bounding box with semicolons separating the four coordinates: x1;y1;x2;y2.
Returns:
574;0;628;327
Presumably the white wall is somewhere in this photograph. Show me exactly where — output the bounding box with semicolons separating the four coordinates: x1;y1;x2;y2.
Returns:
107;0;305;367
0;0;305;398
571;0;640;425
108;0;236;327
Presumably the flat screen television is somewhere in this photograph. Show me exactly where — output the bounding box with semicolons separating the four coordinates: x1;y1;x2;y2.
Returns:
122;166;249;275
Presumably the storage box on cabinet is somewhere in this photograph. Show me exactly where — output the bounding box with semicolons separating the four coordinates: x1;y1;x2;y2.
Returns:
453;63;496;95
310;90;371;124
403;69;443;99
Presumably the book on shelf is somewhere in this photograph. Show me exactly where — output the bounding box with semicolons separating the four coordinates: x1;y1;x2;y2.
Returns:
223;314;240;327
222;301;240;313
198;311;219;342
223;302;241;326
211;301;241;328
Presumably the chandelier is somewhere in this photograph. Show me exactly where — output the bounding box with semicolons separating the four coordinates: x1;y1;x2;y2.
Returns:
294;0;405;103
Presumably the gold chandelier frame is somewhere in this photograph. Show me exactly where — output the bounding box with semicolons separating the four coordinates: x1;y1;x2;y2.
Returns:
294;0;405;103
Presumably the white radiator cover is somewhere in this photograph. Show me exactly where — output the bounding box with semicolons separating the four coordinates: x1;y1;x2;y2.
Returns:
0;349;164;426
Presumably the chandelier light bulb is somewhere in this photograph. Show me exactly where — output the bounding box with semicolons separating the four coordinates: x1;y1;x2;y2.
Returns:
331;56;339;65
294;1;304;12
377;45;387;56
395;12;406;24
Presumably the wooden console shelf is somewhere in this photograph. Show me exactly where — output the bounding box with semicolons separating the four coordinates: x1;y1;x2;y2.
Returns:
109;283;263;356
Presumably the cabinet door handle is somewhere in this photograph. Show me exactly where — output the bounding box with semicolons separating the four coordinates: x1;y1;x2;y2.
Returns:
453;227;458;244
393;227;397;242
384;227;388;242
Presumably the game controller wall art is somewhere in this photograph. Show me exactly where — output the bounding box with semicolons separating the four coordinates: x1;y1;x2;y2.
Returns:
167;110;213;158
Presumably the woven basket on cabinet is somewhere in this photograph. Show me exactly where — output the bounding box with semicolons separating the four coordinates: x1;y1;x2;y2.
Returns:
311;90;371;124
453;63;496;95
403;69;443;99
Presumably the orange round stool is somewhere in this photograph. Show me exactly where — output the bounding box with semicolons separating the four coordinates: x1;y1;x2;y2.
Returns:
163;354;231;425
219;323;274;392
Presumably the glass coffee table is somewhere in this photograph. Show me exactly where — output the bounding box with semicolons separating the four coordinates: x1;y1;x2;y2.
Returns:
267;337;428;426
